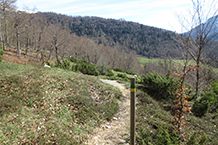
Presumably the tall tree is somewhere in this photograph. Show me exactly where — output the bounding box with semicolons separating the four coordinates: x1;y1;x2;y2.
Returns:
12;11;29;57
45;23;70;64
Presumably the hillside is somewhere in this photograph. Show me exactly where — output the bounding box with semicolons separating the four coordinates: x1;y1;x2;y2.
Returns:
40;12;183;59
186;15;218;42
0;60;123;144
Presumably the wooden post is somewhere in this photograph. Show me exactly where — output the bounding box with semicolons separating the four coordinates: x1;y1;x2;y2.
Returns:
130;77;136;145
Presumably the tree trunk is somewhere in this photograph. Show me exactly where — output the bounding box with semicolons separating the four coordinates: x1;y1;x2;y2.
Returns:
4;16;8;46
41;51;44;65
0;22;4;50
25;36;29;56
16;31;21;57
55;46;59;64
15;25;21;57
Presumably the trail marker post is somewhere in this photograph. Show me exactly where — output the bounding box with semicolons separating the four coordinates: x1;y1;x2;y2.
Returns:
130;77;136;145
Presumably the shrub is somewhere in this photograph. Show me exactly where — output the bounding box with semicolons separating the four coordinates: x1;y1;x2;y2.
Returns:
104;76;117;80
106;68;114;76
141;73;178;101
192;97;209;117
63;60;71;70
55;59;71;70
72;61;97;76
192;81;218;117
69;56;79;63
46;60;54;68
126;70;135;75
113;67;124;72
117;73;129;81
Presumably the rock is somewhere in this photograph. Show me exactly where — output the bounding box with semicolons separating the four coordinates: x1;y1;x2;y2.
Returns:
106;126;111;129
113;117;118;120
44;64;51;68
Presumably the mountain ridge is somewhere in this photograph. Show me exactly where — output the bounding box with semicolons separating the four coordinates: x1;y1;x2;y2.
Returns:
185;15;218;41
40;12;183;59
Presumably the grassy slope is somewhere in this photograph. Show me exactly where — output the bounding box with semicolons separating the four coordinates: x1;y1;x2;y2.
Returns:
136;89;218;144
104;68;218;144
0;61;122;144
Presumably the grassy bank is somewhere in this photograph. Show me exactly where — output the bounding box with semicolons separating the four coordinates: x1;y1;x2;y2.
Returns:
0;61;122;144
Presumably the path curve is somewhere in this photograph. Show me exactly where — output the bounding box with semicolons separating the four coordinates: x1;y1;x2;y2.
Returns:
87;79;131;145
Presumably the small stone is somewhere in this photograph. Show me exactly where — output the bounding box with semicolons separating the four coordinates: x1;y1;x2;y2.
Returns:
113;117;118;120
106;126;111;129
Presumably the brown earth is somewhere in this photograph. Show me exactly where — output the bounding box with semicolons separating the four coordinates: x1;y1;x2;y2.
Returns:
2;48;42;65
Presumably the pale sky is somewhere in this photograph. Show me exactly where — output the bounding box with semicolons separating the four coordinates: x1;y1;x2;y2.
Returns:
16;0;194;33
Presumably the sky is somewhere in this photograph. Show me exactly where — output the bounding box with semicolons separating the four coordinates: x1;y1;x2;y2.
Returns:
16;0;194;33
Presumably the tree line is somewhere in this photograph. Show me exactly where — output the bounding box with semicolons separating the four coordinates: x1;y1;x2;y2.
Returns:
0;0;141;73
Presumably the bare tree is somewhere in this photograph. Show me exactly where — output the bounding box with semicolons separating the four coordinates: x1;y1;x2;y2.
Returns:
46;23;70;64
177;0;218;99
0;0;17;50
12;11;30;57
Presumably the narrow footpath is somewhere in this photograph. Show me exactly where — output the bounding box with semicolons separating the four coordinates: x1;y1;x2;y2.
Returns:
87;79;131;145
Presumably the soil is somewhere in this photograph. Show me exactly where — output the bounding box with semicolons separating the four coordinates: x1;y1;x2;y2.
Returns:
2;49;41;64
87;79;132;145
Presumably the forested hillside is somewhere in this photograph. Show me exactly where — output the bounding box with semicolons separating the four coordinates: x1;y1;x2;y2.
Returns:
40;12;183;58
0;9;141;73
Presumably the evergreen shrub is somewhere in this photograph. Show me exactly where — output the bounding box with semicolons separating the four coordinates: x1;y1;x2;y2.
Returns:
113;67;125;72
141;73;178;101
72;61;97;76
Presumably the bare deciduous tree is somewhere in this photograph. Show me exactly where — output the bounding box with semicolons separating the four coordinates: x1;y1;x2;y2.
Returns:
177;0;218;99
0;0;17;50
46;23;70;64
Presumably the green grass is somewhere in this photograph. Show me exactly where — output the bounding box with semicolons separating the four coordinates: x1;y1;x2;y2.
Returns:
0;61;122;144
137;57;161;66
137;57;196;66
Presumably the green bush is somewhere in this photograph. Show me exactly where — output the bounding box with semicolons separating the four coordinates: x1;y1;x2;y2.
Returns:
69;56;79;63
113;67;124;72
46;60;54;68
104;76;117;80
126;70;135;75
192;81;218;117
72;61;97;76
55;59;71;70
117;73;129;81
192;97;209;117
106;68;114;76
141;73;178;101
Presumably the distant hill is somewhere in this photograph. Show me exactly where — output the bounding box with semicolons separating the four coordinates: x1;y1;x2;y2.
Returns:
39;12;183;59
185;15;218;41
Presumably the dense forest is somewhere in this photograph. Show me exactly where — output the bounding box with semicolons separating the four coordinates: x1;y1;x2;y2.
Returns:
40;12;183;59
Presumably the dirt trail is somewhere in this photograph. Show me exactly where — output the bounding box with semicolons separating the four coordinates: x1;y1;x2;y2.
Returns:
87;79;131;145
